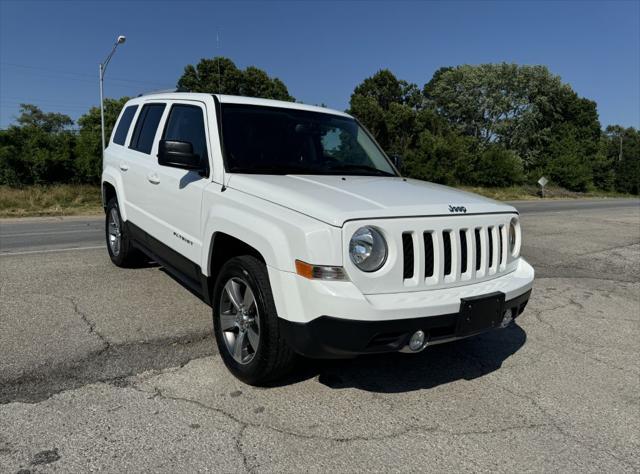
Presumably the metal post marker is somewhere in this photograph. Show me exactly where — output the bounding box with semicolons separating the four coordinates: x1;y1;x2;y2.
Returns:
538;176;548;198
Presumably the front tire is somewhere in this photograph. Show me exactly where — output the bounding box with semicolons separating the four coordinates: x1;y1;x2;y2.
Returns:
212;255;295;385
105;197;144;267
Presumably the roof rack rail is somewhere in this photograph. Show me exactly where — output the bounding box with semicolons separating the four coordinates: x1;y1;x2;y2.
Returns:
137;86;190;97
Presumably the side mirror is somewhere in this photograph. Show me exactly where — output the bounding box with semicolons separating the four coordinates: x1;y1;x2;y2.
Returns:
158;140;202;171
390;154;404;173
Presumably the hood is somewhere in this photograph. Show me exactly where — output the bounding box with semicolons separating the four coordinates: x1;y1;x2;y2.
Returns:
227;174;517;227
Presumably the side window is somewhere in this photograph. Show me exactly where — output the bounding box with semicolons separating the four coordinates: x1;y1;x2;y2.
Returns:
162;104;208;163
129;103;166;154
112;105;138;145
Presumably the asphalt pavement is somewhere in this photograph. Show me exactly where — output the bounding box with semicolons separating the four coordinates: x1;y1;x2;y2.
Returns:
0;198;637;255
0;198;638;472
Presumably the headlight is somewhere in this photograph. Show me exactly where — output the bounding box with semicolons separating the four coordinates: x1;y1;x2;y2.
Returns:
349;226;387;272
509;217;519;256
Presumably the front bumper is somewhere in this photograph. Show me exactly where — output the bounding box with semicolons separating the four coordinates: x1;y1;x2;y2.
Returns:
268;257;534;358
279;289;531;358
268;258;534;322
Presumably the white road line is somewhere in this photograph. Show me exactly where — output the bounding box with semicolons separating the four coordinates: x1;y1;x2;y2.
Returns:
0;245;105;256
0;229;102;238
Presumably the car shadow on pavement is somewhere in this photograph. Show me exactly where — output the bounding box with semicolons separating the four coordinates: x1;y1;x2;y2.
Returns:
281;324;527;393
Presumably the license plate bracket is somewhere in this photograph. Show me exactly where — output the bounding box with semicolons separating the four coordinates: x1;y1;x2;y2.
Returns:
457;292;505;337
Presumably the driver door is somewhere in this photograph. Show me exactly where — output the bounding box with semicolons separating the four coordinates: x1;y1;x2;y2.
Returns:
148;101;212;267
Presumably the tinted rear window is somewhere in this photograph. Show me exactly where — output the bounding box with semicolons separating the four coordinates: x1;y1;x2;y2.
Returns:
129;103;166;154
112;105;138;145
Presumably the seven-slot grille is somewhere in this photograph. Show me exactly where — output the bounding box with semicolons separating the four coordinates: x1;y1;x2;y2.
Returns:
402;225;509;286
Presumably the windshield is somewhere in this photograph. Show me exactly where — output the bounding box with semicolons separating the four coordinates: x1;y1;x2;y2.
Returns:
220;104;397;176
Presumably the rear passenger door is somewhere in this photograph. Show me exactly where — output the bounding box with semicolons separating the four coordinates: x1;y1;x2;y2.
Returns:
150;101;211;266
123;102;166;236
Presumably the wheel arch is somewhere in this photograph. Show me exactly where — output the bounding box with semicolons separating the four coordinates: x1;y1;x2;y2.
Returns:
208;232;266;282
101;168;127;221
102;182;117;209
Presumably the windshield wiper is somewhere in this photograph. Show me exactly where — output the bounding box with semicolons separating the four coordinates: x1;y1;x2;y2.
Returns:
328;164;395;177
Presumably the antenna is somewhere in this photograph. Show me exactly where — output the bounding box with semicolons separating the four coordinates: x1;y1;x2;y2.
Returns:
216;31;222;93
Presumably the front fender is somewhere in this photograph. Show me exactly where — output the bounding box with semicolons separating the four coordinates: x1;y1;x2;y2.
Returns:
200;188;342;275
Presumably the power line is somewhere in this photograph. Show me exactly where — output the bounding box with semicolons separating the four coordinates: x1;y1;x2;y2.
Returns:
0;61;173;88
1;68;135;88
1;96;95;108
0;99;94;108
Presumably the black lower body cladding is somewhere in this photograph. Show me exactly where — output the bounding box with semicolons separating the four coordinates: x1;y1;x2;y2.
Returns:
279;290;531;358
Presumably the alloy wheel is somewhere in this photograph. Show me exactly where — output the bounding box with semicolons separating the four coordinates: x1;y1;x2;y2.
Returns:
108;208;121;256
218;277;261;364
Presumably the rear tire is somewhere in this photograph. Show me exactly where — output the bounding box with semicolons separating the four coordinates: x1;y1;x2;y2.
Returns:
212;255;295;385
105;197;145;267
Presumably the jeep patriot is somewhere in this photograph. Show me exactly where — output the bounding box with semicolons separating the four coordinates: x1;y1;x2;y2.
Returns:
102;93;534;384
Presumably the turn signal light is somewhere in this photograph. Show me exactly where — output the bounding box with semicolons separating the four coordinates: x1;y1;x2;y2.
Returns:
295;260;348;281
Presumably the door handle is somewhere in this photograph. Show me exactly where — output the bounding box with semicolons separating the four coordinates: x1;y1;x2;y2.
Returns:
147;173;160;185
119;163;129;172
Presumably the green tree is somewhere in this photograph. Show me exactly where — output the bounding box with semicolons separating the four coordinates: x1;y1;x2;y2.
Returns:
75;97;129;183
0;104;75;185
348;69;423;156
472;145;525;187
351;69;422;110
349;69;481;185
424;63;606;190
240;66;292;101
424;64;565;158
15;104;73;132
177;57;293;101
540;124;593;191
404;130;475;185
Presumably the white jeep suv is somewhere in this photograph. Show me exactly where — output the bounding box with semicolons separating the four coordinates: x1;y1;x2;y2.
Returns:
102;93;534;384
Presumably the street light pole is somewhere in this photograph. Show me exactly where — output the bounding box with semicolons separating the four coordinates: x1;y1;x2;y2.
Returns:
99;62;106;152
99;35;126;156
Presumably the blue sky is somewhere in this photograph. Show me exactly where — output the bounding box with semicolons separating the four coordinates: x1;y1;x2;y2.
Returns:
1;0;638;129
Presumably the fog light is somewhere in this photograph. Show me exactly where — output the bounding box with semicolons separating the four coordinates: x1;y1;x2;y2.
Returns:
409;330;426;351
500;309;514;328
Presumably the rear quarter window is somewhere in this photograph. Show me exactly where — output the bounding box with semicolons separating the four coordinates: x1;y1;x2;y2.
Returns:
129;103;166;154
112;105;138;145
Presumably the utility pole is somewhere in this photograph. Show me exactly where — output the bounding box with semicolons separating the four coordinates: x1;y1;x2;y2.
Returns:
619;133;623;162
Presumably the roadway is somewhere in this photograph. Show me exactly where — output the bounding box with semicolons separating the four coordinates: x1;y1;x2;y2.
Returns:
0;198;638;472
1;198;637;255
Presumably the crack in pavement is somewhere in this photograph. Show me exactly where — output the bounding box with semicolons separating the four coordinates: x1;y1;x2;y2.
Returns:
570;241;640;258
63;296;111;353
125;380;556;455
534;266;640;281
526;302;637;376
0;333;214;404
235;424;251;473
452;333;637;470
137;383;440;444
534;270;639;284
488;380;637;471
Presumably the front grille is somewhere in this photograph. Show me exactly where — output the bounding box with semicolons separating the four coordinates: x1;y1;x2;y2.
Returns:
400;223;509;288
402;232;414;279
459;230;468;274
424;232;434;277
498;225;504;267
488;227;494;269
442;231;452;276
475;228;482;271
